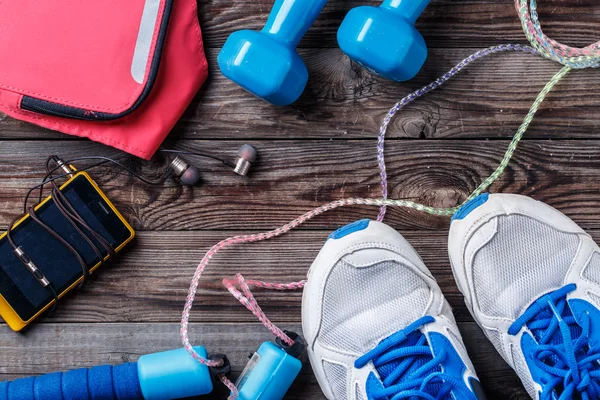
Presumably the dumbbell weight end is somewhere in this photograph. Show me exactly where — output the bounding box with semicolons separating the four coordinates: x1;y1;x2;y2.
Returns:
337;0;430;82
218;0;329;105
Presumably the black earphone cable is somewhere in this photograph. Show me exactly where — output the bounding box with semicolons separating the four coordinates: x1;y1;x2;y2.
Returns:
45;158;116;256
5;145;249;318
159;148;236;169
25;156;179;214
27;205;90;287
25;147;240;211
43;158;116;274
7;156;145;312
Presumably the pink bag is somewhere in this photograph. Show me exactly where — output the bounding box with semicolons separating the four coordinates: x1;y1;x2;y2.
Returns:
0;0;208;159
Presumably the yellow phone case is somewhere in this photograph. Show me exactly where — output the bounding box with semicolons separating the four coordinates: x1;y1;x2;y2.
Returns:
0;171;135;331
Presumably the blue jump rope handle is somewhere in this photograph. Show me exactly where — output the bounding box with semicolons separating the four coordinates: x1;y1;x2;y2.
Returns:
0;347;212;400
0;363;143;400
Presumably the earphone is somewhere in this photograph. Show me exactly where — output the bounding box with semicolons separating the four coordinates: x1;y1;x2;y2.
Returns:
162;144;258;186
3;144;259;315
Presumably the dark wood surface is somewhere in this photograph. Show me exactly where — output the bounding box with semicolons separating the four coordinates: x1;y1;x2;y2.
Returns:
1;1;599;399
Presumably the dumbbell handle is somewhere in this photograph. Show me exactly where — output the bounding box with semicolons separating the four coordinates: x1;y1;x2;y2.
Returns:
262;0;329;46
381;0;430;23
0;363;143;400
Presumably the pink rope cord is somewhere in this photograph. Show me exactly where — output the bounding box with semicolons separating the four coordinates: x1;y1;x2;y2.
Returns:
515;0;600;68
180;198;361;370
180;44;546;398
222;274;307;346
181;20;584;395
518;0;600;57
220;375;239;400
243;278;307;291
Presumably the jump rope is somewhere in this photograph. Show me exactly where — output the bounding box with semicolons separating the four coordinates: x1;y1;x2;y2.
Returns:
177;1;600;397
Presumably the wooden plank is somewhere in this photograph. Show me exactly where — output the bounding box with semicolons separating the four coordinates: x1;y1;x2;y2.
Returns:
0;322;529;399
0;230;458;324
176;50;600;140
1;139;600;231
196;0;599;49
2;49;599;140
0;228;595;326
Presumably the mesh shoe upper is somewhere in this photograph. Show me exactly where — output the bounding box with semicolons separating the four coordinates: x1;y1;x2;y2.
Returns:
303;220;482;400
449;194;600;399
320;258;431;355
472;214;580;320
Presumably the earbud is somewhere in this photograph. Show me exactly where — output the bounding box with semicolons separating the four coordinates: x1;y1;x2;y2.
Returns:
233;144;258;176
169;156;201;186
165;144;257;186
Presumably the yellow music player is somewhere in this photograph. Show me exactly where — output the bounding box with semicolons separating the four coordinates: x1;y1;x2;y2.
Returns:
0;171;135;331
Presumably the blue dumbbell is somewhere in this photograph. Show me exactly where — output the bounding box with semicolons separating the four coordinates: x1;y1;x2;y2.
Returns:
218;0;329;106
338;0;431;81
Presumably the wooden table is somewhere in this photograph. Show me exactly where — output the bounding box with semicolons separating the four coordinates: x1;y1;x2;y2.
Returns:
1;1;599;399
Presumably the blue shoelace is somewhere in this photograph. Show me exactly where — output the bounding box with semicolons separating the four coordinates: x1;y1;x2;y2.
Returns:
509;284;600;400
354;316;474;400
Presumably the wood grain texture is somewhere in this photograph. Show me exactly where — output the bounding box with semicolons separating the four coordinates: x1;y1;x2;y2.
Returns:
1;139;600;231
2;0;599;141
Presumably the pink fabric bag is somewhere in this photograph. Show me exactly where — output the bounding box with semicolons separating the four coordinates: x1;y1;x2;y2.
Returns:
0;0;208;159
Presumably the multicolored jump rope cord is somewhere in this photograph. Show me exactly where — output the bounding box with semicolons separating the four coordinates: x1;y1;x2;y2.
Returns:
181;1;600;397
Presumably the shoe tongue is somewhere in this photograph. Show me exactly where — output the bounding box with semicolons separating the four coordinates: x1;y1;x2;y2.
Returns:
375;330;445;398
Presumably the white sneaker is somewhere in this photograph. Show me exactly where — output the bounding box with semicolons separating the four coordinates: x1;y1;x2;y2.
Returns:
449;193;600;399
302;219;484;400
